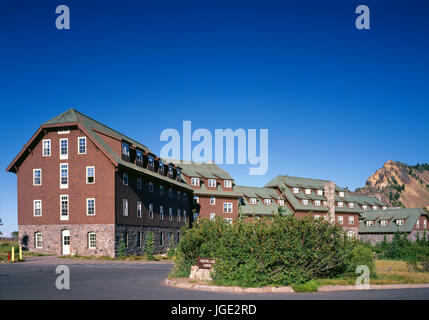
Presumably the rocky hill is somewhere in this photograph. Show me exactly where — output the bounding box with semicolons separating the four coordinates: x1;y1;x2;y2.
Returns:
355;161;429;210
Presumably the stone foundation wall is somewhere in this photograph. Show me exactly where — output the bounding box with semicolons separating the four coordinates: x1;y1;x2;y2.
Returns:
115;224;181;256
19;224;115;257
358;231;429;245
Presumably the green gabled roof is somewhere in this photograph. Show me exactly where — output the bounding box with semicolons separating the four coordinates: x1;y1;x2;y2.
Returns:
265;175;344;192
235;185;280;199
346;193;385;206
358;208;427;233
193;183;241;197
180;162;233;180
239;198;293;217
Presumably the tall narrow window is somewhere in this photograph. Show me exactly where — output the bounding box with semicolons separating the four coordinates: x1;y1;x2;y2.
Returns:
177;191;181;199
33;200;42;216
86;198;95;215
137;177;142;190
78;137;87;154
348;216;355;225
137;202;142;218
177;168;181;178
168;165;173;176
169;208;173;221
169;188;173;198
160;232;164;246
42;139;51;156
149;204;154;219
183;210;187;223
33;169;42;186
60;163;68;188
60;138;68;159
123;172;128;185
183;193;187;201
210;196;215;205
223;202;233;213
88;232;96;249
136;150;143;163
177;209;181;222
148;155;154;167
149;182;153;192
122;142;130;156
122;199;128;216
60;195;69;220
159;161;164;173
86;166;95;184
160;185;164;195
160;205;164;220
137;232;141;248
124;232;128;247
35;232;43;248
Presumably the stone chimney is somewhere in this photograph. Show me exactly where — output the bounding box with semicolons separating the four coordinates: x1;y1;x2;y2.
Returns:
324;181;336;224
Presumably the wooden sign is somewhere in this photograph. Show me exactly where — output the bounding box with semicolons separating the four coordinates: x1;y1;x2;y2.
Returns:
197;257;215;269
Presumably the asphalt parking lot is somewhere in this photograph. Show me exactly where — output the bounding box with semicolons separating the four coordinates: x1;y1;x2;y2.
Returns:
1;256;429;300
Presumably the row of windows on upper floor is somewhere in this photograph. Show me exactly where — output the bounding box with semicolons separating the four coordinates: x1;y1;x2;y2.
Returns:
33;165;94;189
121;142;182;179
365;218;427;228
121;173;189;201
291;187;350;199
245;197;284;206
299;198;385;210
190;177;232;189
121;199;187;222
32;196;94;220
42;136;87;159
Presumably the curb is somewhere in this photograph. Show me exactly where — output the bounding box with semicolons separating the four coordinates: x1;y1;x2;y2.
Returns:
165;279;429;294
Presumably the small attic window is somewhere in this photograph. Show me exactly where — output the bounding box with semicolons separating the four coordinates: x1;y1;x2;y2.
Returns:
224;180;232;188
136;150;143;163
396;219;404;226
317;190;323;196
380;220;388;227
305;188;311;195
366;220;374;226
292;187;299;194
58;128;70;134
348;202;355;209
278;199;285;206
159;161;164;171
250;198;257;205
362;205;368;210
177;168;181;178
302;199;309;206
339;191;345;198
148;155;154;167
264;199;271;205
122;142;130;156
372;205;378;210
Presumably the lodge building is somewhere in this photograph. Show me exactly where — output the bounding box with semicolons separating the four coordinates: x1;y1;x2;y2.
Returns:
7;109;429;257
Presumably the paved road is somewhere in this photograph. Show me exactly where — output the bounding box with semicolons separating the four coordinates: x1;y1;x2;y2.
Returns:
1;256;429;300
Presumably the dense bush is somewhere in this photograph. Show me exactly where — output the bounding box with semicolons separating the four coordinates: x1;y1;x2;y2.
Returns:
173;215;375;287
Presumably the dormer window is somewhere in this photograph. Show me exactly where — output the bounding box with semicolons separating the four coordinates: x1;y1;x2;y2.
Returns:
224;180;232;188
339;191;345;198
314;200;321;206
366;220;374;226
382;206;387;210
372;206;378;211
337;201;344;208
348;202;354;209
148;155;154;167
380;220;388;227
168;165;173;176
191;177;200;186
305;188;311;195
136;150;143;163
362;205;368;211
302;199;309;206
208;179;216;187
316;190;323;196
177;168;181;178
250;198;257;205
292;187;299;194
264;199;271;205
122;142;130;156
278;199;285;206
396;219;404;226
323;200;327;207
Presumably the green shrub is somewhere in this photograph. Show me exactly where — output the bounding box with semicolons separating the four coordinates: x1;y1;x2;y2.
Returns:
405;245;429;272
292;280;319;292
144;232;155;260
117;242;127;257
173;215;374;287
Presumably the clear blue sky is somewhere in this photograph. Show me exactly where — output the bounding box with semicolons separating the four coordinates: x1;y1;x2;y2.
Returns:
1;0;428;236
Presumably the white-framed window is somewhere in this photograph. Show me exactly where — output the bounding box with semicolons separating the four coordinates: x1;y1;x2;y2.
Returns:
314;200;321;206
183;210;187;222
42;139;51;156
366;220;374;226
168;165;174;176
210;196;216;205
177;168;181;178
149;182;153;192
381;219;388;227
136;149;143;163
33;169;42;186
58;128;70;134
316;189;323;196
191;177;200;186
177;209;181;222
208;179;216;187
337;201;344;208
86;166;95;184
160;205;164;220
323;200;327;207
169;208;173;221
292;187;299;194
149;204;154;219
305;188;311;195
372;205;378;211
224;218;233;224
86;198;95;215
339;191;345;198
137;202;142;218
160;185;164;195
169;188;173;198
348;216;355;225
347;231;355;237
210;213;216;221
35;232;43;248
250;198;257;205
382;206;387;210
362;205;368;211
348;202;354;209
88;232;96;249
337;216;343;225
60;195;69;220
177;191;181;199
78;137;87;154
122;142;130;156
33;200;42;216
278;199;285;206
314;215;321;220
123;172;128;185
223;202;233;213
264;199;271;205
59;138;68;159
224;180;232;188
302;199;309;206
424;220;427;229
148;155;154;167
159;161;164;172
122;199;128;216
137;177;142;190
60;163;68;189
396;219;404;226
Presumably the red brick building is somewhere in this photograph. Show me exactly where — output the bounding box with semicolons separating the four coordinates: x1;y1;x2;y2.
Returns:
7;109;193;257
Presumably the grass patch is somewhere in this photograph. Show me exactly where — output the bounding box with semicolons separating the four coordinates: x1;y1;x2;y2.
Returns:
292;280;319;293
